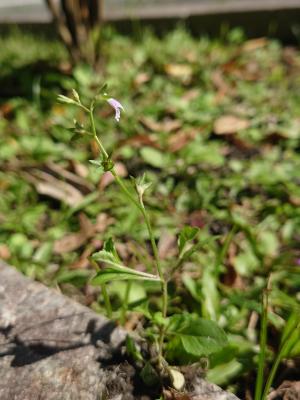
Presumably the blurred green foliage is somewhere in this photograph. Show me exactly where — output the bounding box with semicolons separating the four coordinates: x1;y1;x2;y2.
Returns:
0;26;300;398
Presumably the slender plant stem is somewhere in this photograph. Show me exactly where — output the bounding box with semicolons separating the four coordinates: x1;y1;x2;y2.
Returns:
101;283;113;319
111;172;142;212
90;258;112;318
215;224;237;273
262;324;300;400
120;281;132;326
138;198;168;362
89;106;168;359
254;286;269;400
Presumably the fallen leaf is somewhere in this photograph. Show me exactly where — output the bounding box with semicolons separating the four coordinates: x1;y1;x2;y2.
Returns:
211;70;233;100
163;389;191;400
94;213;115;233
187;210;207;229
164;63;193;84
243;37;268;52
69;240;102;270
140;116;181;133
181;89;200;102
46;161;93;193
168;129;197;152
158;232;177;259
134;72;151;87
24;169;84;207
0;102;13;118
54;213;94;254
214;115;250;135
121;133;159;149
0;244;11;260
267;380;300;400
70;160;89;178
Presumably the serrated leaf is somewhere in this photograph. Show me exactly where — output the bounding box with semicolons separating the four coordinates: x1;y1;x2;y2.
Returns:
167;314;227;357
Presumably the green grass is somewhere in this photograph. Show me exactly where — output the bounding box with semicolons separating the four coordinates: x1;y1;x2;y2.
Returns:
0;26;300;398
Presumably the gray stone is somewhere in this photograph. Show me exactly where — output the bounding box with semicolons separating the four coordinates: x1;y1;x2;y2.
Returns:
0;261;125;400
0;261;240;400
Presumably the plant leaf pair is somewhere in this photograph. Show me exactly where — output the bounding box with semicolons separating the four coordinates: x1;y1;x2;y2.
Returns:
90;243;160;285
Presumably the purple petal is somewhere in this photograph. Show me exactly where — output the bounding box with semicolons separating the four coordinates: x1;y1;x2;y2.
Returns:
107;98;124;122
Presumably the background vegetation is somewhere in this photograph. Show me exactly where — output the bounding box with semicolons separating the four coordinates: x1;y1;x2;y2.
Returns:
0;26;300;398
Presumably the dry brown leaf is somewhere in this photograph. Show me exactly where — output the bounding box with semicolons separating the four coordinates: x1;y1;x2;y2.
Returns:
187;210;207;229
243;37;268;52
69;239;102;270
54;213;94;254
158;232;177;259
0;244;10;260
46;161;93;193
0;102;13;118
70;160;89;178
268;380;300;400
164;63;193;83
134;72;151;87
163;388;192;400
182;89;200;102
211;70;233;101
99;162;127;189
214;115;250;135
168;129;197;152
94;213;115;233
140;116;181;133
121;133;159;149
24;169;84;207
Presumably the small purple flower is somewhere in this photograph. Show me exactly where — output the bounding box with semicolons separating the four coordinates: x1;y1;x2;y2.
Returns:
107;98;124;122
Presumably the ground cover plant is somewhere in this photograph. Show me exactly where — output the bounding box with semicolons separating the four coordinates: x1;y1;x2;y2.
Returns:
0;26;300;399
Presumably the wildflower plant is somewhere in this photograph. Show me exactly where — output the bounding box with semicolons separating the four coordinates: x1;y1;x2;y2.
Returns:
58;86;228;391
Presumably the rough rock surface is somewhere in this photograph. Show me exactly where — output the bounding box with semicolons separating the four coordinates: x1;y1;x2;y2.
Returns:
0;261;240;400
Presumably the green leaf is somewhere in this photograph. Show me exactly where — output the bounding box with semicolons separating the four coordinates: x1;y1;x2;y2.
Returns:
126;335;144;362
280;312;300;357
103;237;120;260
140;362;160;386
201;267;220;321
57;94;77;105
167;314;227;357
56;269;91;287
91;250;160;284
207;359;243;386
178;226;199;254
140;147;168;168
89;159;103;168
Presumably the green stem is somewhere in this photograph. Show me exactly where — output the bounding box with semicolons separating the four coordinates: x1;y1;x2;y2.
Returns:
254;286;269;400
89;106;168;360
90;259;112;318
120;281;132;326
215;224;237;273
262;325;299;400
101;283;113;319
138;197;168;362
